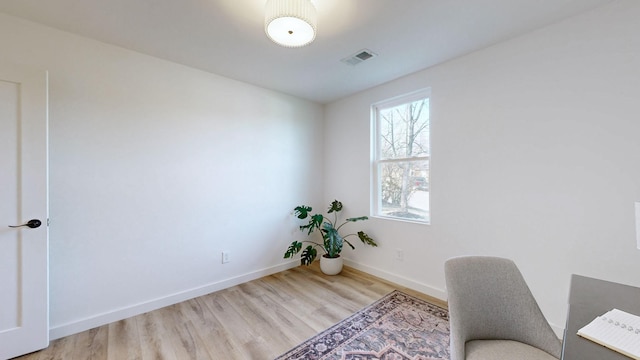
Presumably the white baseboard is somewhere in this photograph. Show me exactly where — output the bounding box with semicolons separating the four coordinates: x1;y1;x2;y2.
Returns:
49;260;300;340
343;259;447;302
50;259;567;342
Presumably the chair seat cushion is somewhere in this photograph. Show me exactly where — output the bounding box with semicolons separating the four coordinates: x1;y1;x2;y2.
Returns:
466;340;559;360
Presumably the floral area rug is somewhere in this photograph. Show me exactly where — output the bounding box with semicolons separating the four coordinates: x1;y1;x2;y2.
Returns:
274;290;450;360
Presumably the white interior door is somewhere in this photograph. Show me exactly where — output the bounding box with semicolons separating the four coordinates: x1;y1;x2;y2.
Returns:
0;63;49;359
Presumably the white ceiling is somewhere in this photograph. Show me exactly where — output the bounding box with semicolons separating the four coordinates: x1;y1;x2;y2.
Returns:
0;0;614;104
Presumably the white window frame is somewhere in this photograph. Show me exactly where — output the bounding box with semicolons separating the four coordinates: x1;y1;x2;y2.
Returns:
371;89;431;224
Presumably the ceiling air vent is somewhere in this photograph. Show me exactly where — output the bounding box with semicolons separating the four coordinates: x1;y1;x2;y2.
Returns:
341;49;378;66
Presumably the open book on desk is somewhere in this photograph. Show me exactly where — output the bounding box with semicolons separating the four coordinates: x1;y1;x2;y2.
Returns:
577;308;640;360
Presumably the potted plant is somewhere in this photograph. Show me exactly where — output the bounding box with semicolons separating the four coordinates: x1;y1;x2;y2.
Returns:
284;200;378;275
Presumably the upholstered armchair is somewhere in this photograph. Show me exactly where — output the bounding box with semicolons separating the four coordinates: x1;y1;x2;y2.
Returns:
444;256;562;360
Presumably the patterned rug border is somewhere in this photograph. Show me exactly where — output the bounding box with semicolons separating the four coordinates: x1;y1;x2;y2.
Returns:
274;290;449;360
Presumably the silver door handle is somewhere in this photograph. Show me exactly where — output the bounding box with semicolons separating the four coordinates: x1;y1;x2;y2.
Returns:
8;219;42;229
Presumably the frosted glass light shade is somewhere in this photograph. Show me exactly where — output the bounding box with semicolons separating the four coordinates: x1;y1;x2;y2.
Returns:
265;0;317;47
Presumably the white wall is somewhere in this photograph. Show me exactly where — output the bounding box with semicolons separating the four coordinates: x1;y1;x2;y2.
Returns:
0;14;324;338
3;0;639;341
325;0;640;334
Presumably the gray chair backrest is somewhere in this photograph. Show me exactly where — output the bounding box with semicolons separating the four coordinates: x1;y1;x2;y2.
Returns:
444;256;561;360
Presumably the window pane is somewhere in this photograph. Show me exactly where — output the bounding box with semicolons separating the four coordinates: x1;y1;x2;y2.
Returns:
379;160;429;221
379;98;430;160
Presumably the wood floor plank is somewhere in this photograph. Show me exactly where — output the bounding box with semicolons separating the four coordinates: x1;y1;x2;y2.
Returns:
27;334;74;360
198;292;260;359
157;305;212;360
189;297;244;359
238;282;316;345
13;264;446;360
106;317;142;360
223;285;300;358
70;326;108;360
136;310;177;360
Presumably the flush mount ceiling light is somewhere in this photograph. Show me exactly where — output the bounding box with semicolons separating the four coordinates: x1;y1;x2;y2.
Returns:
265;0;317;48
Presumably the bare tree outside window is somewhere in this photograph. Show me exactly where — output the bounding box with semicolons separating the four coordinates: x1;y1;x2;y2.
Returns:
373;92;430;223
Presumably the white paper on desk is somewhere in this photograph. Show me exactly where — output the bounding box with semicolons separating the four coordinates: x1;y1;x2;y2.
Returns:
577;308;640;360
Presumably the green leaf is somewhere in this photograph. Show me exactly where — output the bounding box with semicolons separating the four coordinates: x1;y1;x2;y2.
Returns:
346;216;368;222
299;214;324;235
284;241;302;258
293;205;312;219
357;231;378;247
327;200;343;213
311;214;324;228
300;245;317;266
322;223;343;258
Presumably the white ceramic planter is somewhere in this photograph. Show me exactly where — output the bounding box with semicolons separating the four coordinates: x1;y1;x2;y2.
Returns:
320;255;343;275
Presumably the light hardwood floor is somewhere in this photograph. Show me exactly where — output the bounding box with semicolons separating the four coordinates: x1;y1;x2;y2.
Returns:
15;264;446;360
